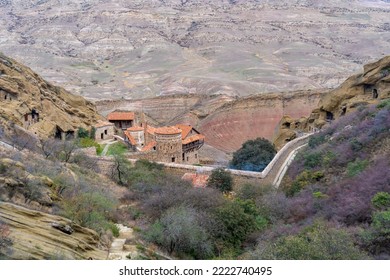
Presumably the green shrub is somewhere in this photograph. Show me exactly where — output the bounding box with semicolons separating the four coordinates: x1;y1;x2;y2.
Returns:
77;127;90;139
107;142;128;156
286;170;324;196
376;98;390;109
96;145;104;155
372;210;390;235
108;223;120;238
207;168;233;193
371;192;390;209
322;151;336;166
303;152;322;168
230;137;276;172
256;221;369;260
308;134;326;148
346;159;369;177
77;138;99;148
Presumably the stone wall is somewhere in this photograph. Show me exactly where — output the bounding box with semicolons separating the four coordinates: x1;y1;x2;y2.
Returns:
95;125;115;141
183;149;199;165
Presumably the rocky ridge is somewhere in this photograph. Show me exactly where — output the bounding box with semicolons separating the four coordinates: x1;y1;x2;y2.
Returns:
0;53;102;138
275;55;390;148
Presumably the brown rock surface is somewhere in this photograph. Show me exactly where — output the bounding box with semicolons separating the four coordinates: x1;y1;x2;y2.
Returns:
0;53;102;138
274;55;390;148
0;202;107;260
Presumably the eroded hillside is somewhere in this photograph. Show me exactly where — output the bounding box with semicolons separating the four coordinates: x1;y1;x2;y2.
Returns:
0;53;101;138
0;0;389;99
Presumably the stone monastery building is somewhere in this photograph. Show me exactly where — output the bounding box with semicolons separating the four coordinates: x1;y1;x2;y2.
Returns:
101;110;205;164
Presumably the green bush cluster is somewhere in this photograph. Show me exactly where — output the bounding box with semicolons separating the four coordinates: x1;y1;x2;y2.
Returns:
346;159;369;177
285;170;324;196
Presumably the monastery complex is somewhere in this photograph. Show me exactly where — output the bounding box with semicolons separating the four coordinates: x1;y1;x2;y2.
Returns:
94;110;205;164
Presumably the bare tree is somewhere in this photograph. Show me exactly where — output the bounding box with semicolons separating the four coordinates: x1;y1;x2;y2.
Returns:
39;138;60;159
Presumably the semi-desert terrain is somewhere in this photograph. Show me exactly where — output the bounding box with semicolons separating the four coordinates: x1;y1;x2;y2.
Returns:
1;0;389;100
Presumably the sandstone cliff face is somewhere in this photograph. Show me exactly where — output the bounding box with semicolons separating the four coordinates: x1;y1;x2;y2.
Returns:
199;90;322;153
97;90;322;153
274;55;390;148
0;53;101;138
0;202;107;260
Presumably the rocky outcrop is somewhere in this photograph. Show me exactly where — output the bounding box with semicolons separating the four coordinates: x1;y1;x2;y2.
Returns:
0;202;107;260
274;55;390;148
0;53;102;138
199;90;322;152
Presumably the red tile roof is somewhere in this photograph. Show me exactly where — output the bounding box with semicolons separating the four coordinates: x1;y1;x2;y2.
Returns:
146;125;157;135
182;134;205;145
155;126;182;135
107;111;135;121
175;124;193;140
94;121;114;128
124;131;137;146
142;141;157;152
182;173;209;188
127;126;143;132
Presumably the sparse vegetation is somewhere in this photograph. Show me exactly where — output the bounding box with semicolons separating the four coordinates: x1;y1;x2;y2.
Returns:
207;168;233;193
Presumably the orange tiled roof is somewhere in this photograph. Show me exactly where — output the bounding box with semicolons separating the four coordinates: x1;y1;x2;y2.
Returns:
182;134;205;145
146;125;157;135
107;111;135;121
182;173;209;188
175;124;193;140
124;131;137;146
155;126;182;135
127;126;143;132
94;121;114;128
142;141;157;152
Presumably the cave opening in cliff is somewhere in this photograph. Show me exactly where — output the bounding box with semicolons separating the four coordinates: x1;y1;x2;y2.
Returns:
54;126;63;139
326;111;334;122
373;89;378;99
341;106;347;116
65;130;75;140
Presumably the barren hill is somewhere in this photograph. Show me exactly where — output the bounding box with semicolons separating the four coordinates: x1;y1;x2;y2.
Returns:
0;0;389;100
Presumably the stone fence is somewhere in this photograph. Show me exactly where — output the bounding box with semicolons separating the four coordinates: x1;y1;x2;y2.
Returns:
92;133;313;186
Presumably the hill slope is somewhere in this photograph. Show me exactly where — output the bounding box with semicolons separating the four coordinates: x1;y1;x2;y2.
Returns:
0;53;101;138
1;0;389;99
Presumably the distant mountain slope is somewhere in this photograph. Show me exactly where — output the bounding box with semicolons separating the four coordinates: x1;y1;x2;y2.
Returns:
0;0;389;99
0;53;101;138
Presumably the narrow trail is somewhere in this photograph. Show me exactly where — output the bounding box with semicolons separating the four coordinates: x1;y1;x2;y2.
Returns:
107;224;138;260
101;139;116;156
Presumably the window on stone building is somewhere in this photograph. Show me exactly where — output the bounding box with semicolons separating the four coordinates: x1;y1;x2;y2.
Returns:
172;157;175;163
195;154;197;159
187;157;189;161
104;129;107;135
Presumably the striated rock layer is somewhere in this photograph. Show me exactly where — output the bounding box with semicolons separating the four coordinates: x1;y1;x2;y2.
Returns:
0;202;107;260
0;53;102;138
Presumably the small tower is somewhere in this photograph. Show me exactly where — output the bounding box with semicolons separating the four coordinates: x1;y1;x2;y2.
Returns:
155;126;183;163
